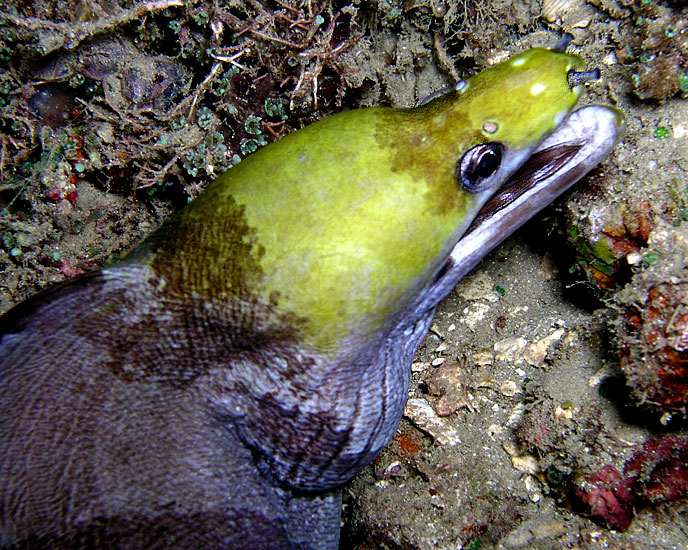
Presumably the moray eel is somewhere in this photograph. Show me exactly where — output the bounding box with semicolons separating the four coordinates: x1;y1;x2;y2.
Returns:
0;39;624;549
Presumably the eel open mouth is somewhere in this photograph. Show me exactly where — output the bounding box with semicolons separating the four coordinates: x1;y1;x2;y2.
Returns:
450;104;626;280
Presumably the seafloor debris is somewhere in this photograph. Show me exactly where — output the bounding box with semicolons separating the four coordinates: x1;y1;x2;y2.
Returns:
614;224;688;414
422;360;473;416
404;398;462;446
618;0;688;101
566;193;655;291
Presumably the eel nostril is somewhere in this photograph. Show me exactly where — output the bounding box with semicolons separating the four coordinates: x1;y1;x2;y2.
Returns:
567;68;601;88
551;33;574;53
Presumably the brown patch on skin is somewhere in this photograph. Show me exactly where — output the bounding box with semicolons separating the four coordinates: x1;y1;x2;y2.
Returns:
84;289;311;387
375;94;477;218
78;181;311;386
144;185;265;302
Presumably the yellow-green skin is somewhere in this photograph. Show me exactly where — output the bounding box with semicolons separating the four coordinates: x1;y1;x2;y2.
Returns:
136;48;585;353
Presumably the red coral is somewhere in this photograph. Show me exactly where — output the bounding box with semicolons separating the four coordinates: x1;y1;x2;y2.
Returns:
574;436;688;531
58;259;85;278
625;435;688;504
575;465;635;531
46;184;79;204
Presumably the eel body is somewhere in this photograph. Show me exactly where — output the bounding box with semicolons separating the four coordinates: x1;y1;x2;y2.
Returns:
0;44;624;549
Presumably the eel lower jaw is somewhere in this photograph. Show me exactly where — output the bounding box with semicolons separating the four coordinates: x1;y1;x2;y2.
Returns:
446;104;626;282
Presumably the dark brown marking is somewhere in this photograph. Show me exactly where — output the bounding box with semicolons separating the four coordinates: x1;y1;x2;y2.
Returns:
144;188;265;302
374;97;475;217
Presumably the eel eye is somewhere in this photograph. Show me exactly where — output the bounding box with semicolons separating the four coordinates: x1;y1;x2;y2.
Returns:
458;143;503;192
